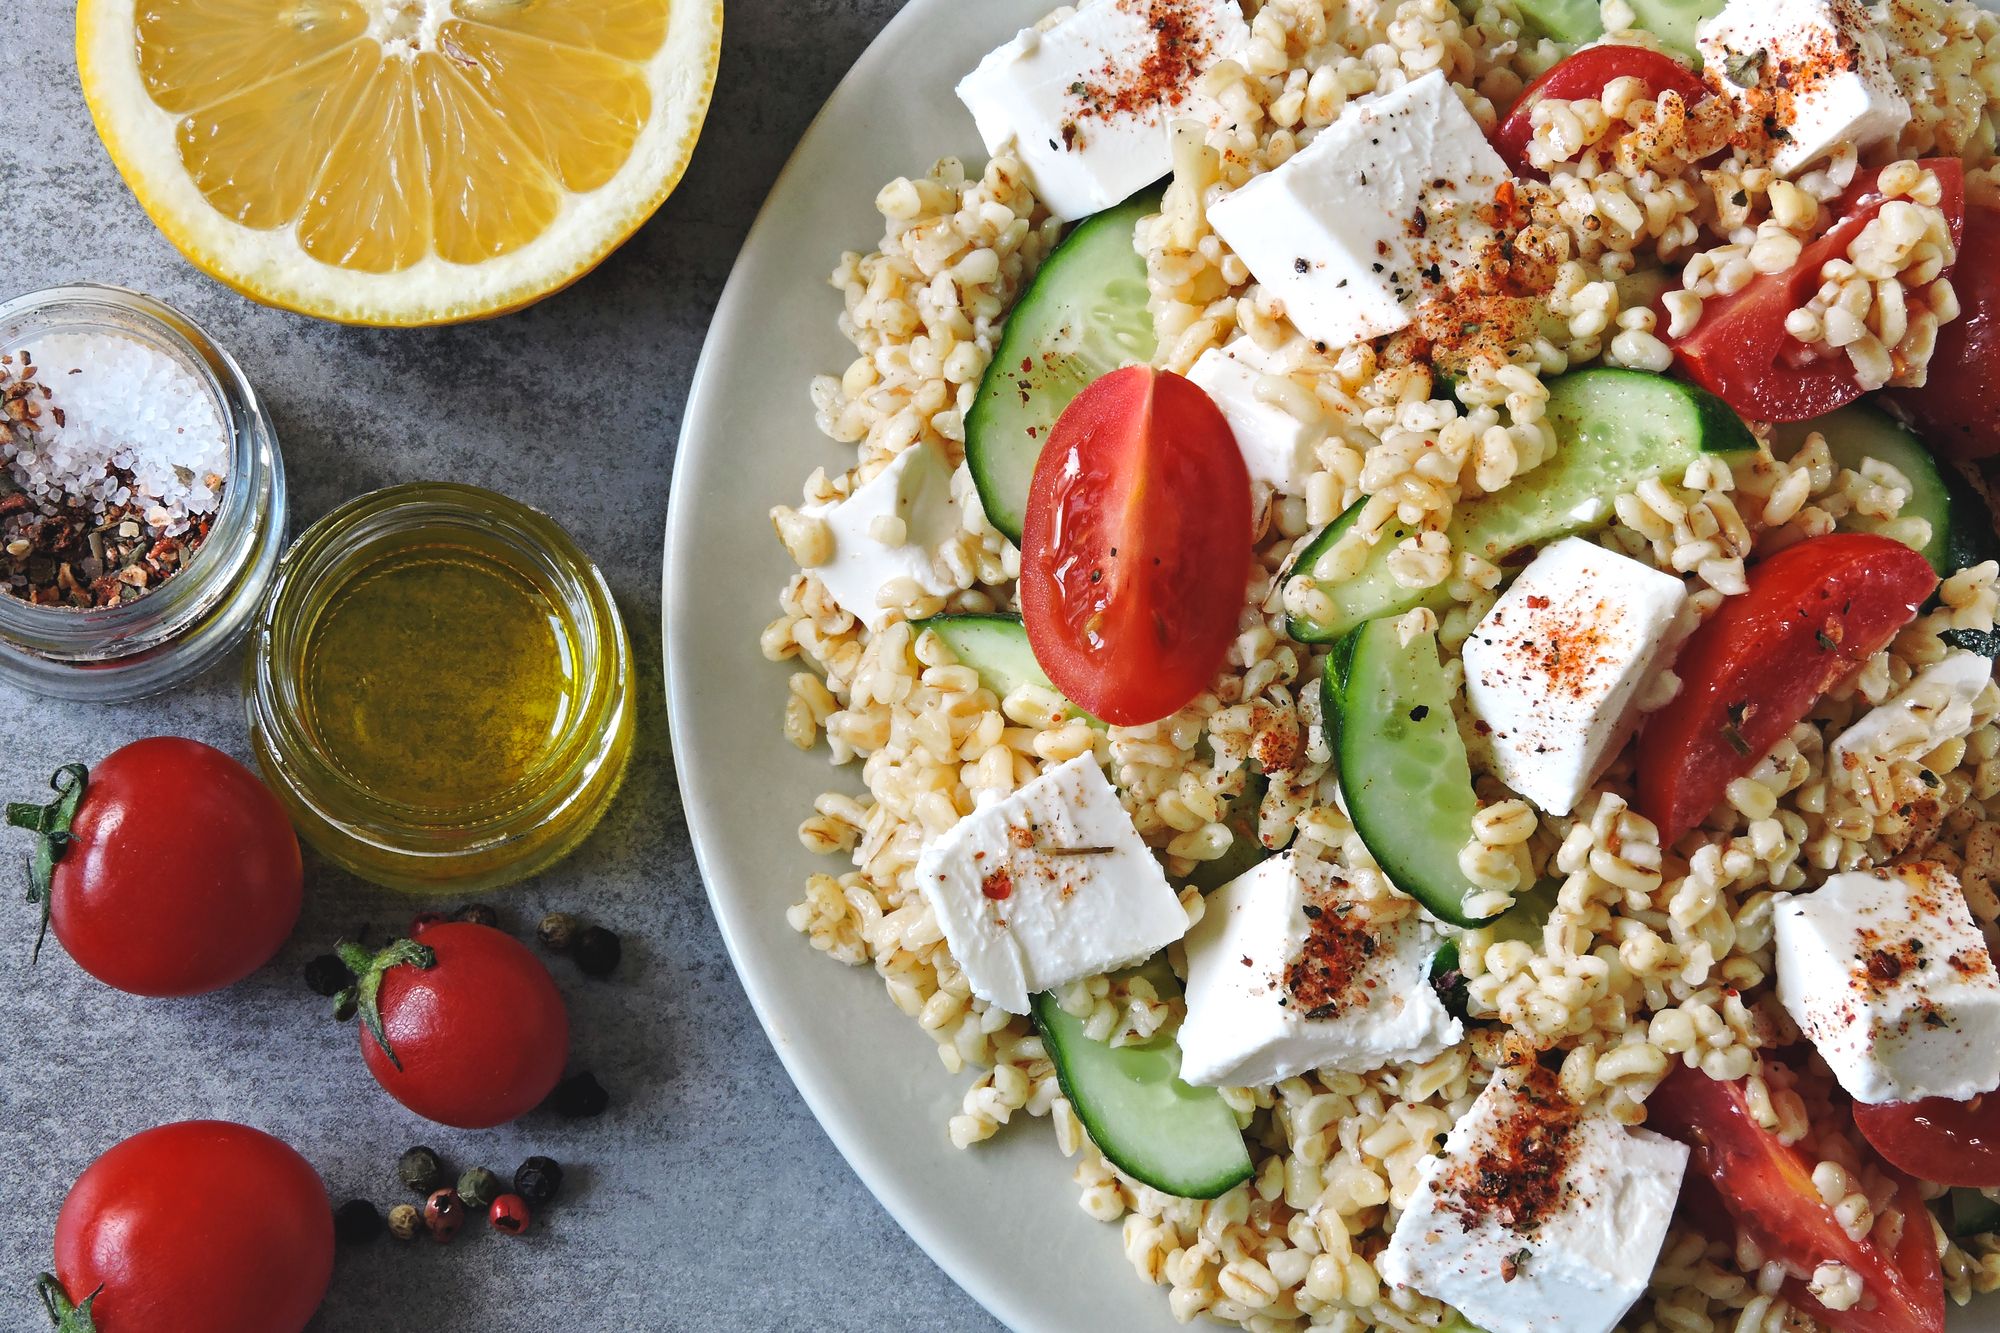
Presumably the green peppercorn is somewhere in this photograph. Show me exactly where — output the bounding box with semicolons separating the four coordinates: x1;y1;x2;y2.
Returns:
537;912;579;953
333;1199;383;1244
457;1166;502;1211
423;1189;465;1244
398;1146;450;1196
452;902;500;929
387;1203;422;1243
573;926;622;978
303;954;353;997
513;1156;563;1207
552;1071;610;1119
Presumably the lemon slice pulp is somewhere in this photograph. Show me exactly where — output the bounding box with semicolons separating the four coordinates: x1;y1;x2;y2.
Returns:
78;0;723;324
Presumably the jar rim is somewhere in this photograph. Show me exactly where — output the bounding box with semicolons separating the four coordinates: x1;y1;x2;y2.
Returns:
247;482;632;861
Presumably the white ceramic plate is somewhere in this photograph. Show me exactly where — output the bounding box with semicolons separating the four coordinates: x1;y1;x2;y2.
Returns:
665;4;2000;1330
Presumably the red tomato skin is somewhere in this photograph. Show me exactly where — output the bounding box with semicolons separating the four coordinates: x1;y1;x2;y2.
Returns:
1491;45;1706;177
1889;202;2000;460
1020;366;1253;727
1647;1065;1945;1333
1673;159;1966;423
49;738;302;997
1637;533;1936;845
53;1121;333;1333
1856;1093;2000;1187
361;922;570;1129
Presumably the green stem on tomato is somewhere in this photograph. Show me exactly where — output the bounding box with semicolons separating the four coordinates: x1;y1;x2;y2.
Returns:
35;1274;100;1332
336;937;436;1073
5;764;88;965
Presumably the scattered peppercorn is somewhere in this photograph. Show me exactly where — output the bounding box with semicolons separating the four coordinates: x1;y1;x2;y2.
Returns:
410;911;447;935
451;902;500;929
488;1194;532;1236
513;1156;563;1207
399;1146;451;1197
457;1167;502;1211
423;1189;465;1244
304;953;354;997
537;912;579;953
386;1203;422;1243
551;1071;610;1119
573;926;622;978
333;990;359;1023
333;1199;383;1244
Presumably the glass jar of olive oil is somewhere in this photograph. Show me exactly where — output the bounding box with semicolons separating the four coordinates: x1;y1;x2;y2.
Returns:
245;483;634;893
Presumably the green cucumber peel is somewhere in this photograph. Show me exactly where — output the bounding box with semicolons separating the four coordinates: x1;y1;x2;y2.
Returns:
5;763;88;965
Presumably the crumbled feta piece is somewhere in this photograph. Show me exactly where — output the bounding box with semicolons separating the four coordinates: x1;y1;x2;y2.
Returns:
1830;649;1993;774
1462;538;1688;818
801;441;961;631
1184;340;1321;496
1205;70;1507;350
1774;862;2000;1104
954;0;1251;222
913;753;1188;1014
1697;0;1911;175
1380;1061;1688;1333
1177;854;1461;1087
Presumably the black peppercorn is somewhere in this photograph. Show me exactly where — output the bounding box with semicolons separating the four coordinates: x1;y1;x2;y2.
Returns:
573;926;622;977
551;1071;610;1119
334;1199;383;1244
398;1146;450;1196
423;1189;465;1244
457;1166;502;1211
537;912;579;953
513;1156;563;1207
304;953;354;997
452;902;500;929
386;1203;422;1242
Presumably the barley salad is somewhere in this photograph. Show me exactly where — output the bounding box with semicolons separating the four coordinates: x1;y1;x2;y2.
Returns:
761;0;2000;1328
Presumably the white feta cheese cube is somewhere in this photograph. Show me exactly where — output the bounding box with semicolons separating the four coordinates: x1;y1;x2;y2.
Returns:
1462;538;1687;817
1380;1062;1689;1333
801;441;962;631
914;753;1188;1014
1830;649;1993;775
954;0;1251;222
1205;70;1508;350
1774;862;2000;1104
1184;340;1321;495
1177;854;1461;1087
1698;0;1911;175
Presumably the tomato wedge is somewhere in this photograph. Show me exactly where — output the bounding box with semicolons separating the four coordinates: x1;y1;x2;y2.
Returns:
1636;533;1936;845
1673;159;1966;423
1857;1094;2000;1188
1889;202;2000;460
1491;44;1707;178
1019;366;1253;727
1648;1064;1945;1333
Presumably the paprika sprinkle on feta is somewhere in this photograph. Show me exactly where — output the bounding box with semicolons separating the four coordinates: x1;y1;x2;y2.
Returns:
1059;0;1229;148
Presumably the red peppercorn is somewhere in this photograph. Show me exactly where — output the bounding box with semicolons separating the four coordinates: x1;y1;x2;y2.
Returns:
488;1194;531;1236
410;911;447;936
423;1188;464;1243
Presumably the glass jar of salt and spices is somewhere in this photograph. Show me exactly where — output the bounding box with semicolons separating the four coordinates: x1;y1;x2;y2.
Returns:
0;284;633;892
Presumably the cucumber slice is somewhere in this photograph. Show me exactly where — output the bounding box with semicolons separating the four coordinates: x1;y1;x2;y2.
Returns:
1031;964;1252;1199
1185;770;1291;892
1427;876;1561;1018
920;613;1059;699
1440;1311;1490;1333
1517;0;1602;44
1944;627;2000;659
1324;617;1496;928
963;188;1161;544
1625;0;1726;58
1286;368;1755;643
1951;1187;2000;1238
1773;406;2000;578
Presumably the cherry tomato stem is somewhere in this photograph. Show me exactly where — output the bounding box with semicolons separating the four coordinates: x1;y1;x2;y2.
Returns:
335;936;439;1073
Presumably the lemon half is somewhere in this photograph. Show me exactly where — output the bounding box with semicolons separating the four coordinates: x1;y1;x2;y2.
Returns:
78;0;723;325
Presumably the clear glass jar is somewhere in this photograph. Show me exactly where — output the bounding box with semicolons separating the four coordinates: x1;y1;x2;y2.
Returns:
0;284;286;701
244;483;635;894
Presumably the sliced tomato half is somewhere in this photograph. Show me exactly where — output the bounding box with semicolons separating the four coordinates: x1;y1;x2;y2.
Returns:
1648;1063;1945;1333
1888;201;2000;460
1672;159;1966;423
1857;1093;2000;1189
1490;44;1707;178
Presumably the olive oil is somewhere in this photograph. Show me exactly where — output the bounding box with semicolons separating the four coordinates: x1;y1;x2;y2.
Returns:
301;548;578;810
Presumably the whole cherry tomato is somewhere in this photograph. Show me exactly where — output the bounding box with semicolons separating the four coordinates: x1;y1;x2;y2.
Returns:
1019;365;1252;727
1856;1093;2000;1188
1636;533;1936;844
5;738;302;996
1889;202;2000;460
1490;44;1707;178
347;921;570;1129
42;1120;333;1333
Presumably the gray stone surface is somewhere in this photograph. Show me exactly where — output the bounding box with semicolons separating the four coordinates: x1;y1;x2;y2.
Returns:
0;5;1005;1330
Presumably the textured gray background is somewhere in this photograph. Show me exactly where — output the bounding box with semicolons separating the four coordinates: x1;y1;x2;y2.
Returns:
0;3;1007;1330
